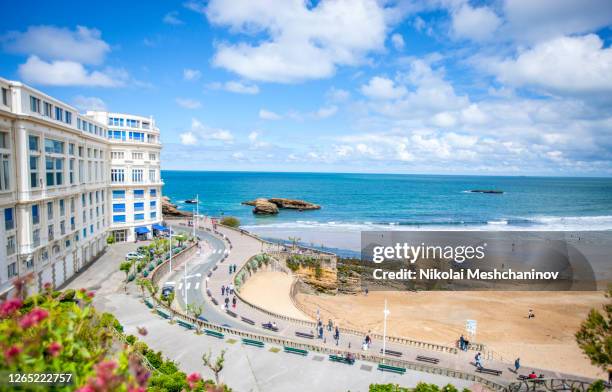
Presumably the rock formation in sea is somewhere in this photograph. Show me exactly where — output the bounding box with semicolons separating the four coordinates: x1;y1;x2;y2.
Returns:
162;196;193;217
242;197;320;215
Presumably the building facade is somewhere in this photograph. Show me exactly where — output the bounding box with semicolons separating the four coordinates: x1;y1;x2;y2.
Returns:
86;111;163;243
0;78;162;297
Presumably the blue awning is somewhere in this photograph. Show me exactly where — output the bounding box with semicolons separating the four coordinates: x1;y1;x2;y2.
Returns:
152;224;168;231
135;226;150;234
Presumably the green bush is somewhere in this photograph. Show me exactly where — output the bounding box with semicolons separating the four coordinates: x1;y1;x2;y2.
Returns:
106;234;115;244
220;216;240;228
125;334;137;345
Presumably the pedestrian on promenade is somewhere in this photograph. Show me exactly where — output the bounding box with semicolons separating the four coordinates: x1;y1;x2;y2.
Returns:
365;286;369;296
334;326;340;345
232;296;237;309
514;358;520;373
229;265;232;275
224;297;229;310
221;285;225;296
459;334;467;351
229;283;234;295
365;334;371;348
475;352;483;369
327;319;333;331
318;325;324;339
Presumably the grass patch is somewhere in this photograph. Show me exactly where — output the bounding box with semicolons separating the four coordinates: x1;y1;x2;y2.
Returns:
226;338;237;344
269;347;281;353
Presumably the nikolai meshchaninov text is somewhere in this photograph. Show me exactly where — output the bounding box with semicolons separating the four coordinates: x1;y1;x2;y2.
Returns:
372;268;559;281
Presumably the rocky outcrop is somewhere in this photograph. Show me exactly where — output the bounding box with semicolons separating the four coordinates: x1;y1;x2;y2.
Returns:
162;196;192;217
242;197;320;214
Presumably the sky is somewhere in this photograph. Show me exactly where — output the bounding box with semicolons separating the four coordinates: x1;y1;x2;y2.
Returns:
1;0;612;176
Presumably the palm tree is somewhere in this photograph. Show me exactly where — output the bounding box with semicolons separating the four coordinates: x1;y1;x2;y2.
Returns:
288;236;301;250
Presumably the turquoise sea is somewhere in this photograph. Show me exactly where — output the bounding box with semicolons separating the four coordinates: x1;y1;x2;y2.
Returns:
161;171;612;232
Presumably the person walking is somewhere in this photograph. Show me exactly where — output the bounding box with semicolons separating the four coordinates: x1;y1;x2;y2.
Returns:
334;326;340;345
224;296;229;310
221;285;225;296
327;319;333;331
232;296;237;309
475;352;483;369
514;358;521;373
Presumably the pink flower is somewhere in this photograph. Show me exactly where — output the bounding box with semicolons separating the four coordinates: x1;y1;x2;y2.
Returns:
4;345;22;362
75;386;95;392
87;291;95;299
0;298;23;318
79;288;87;293
47;342;62;357
19;307;49;329
186;372;201;389
128;387;145;392
43;282;53;292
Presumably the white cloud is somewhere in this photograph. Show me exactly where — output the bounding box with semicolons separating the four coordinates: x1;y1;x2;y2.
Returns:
176;98;202;109
72;95;107;111
360;76;407;100
391;33;405;50
248;131;259;142
259;109;282;120
431;112;457;128
208;80;259;94
210;129;234;141
163;11;184;25
313;106;338;119
451;4;501;42
2;25;110;65
204;0;390;83
232;152;245;159
487;34;612;95
326;87;350;103
502;0;612;43
18;56;127;87
183;68;202;81
180;132;198;145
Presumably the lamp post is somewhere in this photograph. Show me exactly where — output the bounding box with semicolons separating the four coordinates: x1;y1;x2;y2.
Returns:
168;226;173;272
382;299;390;363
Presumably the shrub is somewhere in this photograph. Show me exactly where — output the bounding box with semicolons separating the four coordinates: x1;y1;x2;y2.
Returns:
106;234;115;244
125;334;137;345
220;216;240;228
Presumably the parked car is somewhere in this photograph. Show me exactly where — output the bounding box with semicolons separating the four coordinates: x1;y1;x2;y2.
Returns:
126;251;144;260
161;282;175;298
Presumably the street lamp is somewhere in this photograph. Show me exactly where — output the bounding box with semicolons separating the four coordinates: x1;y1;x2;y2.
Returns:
168;226;173;272
382;299;390;363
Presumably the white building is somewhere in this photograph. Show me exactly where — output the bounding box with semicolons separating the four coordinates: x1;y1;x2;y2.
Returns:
0;78;163;298
86;111;163;242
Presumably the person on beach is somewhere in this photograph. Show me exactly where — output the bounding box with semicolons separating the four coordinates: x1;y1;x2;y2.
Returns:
459;335;467;351
365;286;369;296
327;319;333;331
514;358;521;373
232;296;237;308
528;309;535;319
475;352;483;369
334;326;340;345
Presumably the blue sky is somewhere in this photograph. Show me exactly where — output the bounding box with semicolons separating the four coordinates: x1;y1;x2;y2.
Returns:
1;0;612;176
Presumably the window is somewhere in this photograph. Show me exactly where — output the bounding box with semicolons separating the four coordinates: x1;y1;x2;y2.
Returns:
69;143;75;155
129;132;145;142
44;102;52;117
150;211;157;219
29;155;39;189
90;224;94;234
4;208;14;230
48;224;54;240
45;156;64;186
134;202;144;211
69;159;75;184
7;262;17;278
65;111;72;124
149;169;156;182
29;135;39;151
44;139;64;154
55;107;63;121
149;153;156;161
113;203;125;213
113;215;126;223
33;229;40;247
112;190;125;199
150;188;157;197
134;189;144;199
126;119;139;127
111;151;124;159
82;228;87;238
81;193;86;206
142;122;150;129
30;96;41;113
6;235;15;256
150;200;157;208
70;216;75;231
132;169;143;183
0;153;9;191
0;132;7;149
1;88;8;106
132;152;143;160
32;205;39;225
134;213;144;221
60;220;65;235
47;201;53;220
111;169;124;183
109;130;126;140
59;199;65;216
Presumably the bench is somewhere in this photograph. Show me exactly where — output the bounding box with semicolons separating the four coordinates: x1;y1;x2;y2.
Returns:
144;299;154;309
242;338;264;348
204;329;224;339
206;289;212;297
284;346;308;356
262;323;279;332
156;309;170;319
197;316;208;322
207;271;212;277
241;316;255;325
177;320;195;330
416;355;440;364
295;331;314;339
476;368;503;376
226;310;238;318
211;298;219;305
212;266;218;271
380;348;403;357
378;364;406;374
329;354;355;365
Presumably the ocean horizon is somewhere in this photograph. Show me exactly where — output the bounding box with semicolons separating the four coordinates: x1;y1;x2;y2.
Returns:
161;170;612;233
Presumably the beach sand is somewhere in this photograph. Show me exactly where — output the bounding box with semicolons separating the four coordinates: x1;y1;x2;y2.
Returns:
295;290;607;378
240;271;312;321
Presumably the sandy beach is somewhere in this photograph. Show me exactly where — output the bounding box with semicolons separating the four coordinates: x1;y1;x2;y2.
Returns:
295;290;607;379
239;271;312;322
